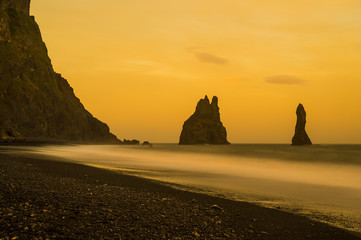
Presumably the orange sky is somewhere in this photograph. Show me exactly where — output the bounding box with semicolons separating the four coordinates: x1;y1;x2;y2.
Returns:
31;0;361;143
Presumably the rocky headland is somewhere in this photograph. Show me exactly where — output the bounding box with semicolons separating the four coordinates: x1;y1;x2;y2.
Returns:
179;95;229;145
292;104;312;145
0;0;120;143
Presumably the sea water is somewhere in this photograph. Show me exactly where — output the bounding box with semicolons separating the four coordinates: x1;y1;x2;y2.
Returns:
2;144;361;233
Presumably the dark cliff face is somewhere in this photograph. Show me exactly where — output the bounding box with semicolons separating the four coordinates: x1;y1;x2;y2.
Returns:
0;0;30;15
179;95;229;145
292;104;312;145
0;0;120;143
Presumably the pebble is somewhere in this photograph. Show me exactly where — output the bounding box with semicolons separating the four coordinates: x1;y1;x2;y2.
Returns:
211;205;222;210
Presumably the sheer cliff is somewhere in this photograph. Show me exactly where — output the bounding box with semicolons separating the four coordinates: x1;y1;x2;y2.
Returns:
0;0;120;143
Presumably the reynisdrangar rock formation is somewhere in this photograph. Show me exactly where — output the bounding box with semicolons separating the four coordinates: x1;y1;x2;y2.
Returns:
179;95;229;145
0;0;120;143
292;104;312;145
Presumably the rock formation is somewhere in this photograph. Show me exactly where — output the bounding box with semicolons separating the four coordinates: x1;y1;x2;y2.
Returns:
123;139;140;145
292;104;312;145
0;0;120;143
0;127;23;142
179;95;229;145
142;141;152;147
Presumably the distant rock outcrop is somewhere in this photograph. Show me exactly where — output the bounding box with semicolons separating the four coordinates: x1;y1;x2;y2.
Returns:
292;104;312;145
0;0;120;143
123;139;140;145
179;96;229;145
142;141;152;146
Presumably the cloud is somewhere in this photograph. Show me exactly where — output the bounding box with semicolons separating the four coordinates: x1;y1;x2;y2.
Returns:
187;48;229;65
265;75;305;85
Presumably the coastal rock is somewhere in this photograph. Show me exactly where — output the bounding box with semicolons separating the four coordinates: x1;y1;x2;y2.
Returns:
123;139;140;145
142;141;152;146
292;104;312;145
0;128;14;142
179;95;229;145
0;128;24;143
0;0;120;143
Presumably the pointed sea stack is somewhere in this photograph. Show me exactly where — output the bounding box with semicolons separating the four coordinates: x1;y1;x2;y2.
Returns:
179;96;229;145
0;0;120;143
292;104;312;145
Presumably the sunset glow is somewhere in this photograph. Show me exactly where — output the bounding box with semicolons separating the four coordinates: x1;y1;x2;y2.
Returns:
31;0;361;143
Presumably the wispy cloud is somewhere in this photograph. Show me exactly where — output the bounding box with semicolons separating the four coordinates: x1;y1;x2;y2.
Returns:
265;75;305;85
187;47;229;65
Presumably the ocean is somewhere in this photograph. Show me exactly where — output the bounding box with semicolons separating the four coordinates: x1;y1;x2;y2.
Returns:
2;144;361;233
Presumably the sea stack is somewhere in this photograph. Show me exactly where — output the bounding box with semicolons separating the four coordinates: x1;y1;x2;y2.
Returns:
179;95;229;145
0;0;120;143
292;104;312;145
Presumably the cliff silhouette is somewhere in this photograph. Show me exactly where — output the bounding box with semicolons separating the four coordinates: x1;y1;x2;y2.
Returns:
0;0;120;143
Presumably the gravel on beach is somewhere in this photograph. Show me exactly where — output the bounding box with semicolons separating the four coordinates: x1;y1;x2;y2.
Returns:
0;152;360;240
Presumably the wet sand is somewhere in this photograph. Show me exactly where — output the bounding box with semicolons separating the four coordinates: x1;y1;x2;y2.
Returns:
0;152;360;239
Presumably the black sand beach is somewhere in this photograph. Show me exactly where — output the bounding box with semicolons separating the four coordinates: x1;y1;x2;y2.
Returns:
0;152;360;240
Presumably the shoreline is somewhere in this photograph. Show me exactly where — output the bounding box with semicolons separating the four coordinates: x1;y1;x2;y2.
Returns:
0;152;360;239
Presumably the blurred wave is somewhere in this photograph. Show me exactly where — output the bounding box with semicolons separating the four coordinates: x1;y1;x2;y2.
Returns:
2;144;361;233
